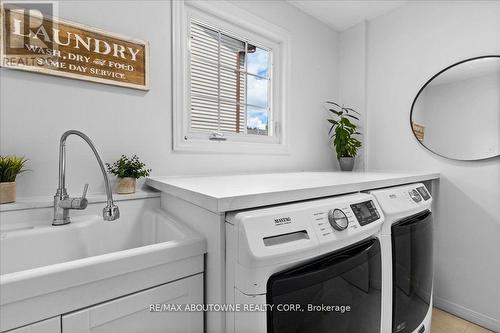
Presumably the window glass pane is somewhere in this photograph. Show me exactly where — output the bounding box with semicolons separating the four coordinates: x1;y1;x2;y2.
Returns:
190;23;219;65
191;59;218;97
220;100;246;133
220;34;245;71
190;21;219;99
247;75;268;108
247;105;268;136
220;68;245;103
247;46;269;78
191;95;219;132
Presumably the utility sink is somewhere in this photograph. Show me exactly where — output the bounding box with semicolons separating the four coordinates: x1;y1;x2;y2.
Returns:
1;212;185;275
0;206;206;331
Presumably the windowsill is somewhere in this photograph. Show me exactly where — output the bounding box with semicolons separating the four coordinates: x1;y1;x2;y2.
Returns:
173;138;290;155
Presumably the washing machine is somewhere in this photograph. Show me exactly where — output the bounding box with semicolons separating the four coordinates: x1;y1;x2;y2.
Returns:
225;193;385;333
368;183;433;333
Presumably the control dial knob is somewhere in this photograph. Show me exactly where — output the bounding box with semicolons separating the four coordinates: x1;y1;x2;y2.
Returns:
328;209;349;231
409;189;422;203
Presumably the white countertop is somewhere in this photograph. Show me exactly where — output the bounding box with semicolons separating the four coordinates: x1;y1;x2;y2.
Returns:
146;171;439;213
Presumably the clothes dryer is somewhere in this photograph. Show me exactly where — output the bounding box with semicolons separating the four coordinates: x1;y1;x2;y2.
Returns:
368;184;433;333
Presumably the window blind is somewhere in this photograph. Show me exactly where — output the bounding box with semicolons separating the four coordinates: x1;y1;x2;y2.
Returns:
190;22;247;134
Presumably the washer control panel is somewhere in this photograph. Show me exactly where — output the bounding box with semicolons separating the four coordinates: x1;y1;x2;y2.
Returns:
416;186;431;201
311;195;383;239
409;189;422;203
350;200;380;226
227;192;385;270
367;183;432;218
328;209;349;230
312;204;356;237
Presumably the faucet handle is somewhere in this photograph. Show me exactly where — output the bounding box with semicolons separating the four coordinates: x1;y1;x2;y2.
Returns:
58;183;88;210
82;183;89;199
70;184;88;209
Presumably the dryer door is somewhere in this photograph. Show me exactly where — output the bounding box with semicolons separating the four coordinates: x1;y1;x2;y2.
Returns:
391;210;433;333
266;238;381;333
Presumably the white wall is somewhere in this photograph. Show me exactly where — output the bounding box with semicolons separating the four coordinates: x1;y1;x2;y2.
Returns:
0;0;339;197
338;22;367;171
359;1;500;330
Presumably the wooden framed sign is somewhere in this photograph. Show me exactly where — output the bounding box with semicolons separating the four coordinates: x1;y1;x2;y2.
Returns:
412;121;425;142
0;3;149;90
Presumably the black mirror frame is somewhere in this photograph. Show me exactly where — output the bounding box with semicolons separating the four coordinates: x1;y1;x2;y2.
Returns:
410;55;500;161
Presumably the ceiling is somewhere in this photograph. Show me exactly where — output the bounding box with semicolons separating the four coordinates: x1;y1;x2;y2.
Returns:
287;1;408;31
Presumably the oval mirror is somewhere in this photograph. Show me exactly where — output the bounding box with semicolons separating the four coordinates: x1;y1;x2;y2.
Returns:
410;56;500;160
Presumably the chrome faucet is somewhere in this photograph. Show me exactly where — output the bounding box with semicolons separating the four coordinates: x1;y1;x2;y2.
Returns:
53;130;120;226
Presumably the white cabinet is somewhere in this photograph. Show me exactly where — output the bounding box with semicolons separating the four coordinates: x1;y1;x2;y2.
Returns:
61;274;203;333
6;317;60;333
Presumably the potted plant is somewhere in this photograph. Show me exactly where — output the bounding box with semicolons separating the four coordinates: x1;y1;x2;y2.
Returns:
0;155;28;204
106;155;151;194
325;101;362;171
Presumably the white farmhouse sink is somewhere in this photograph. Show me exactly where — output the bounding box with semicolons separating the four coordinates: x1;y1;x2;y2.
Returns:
0;205;206;331
1;212;185;275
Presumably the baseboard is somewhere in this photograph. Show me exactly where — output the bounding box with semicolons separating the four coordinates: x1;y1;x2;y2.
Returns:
433;296;500;332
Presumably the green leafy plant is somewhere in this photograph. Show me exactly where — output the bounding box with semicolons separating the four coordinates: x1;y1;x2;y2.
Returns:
326;101;362;158
0;155;29;182
106;155;151;179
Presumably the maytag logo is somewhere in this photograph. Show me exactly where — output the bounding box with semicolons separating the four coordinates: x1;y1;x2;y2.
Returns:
274;217;292;226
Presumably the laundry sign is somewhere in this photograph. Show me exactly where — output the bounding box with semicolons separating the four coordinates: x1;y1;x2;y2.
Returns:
412;121;425;142
0;3;149;90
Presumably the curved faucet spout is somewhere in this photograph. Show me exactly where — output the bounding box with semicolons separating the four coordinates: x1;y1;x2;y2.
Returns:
54;130;120;225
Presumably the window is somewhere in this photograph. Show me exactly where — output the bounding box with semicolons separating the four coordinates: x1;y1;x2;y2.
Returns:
172;1;290;154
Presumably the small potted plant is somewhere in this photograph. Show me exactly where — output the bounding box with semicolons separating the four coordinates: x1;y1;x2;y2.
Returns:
0;155;28;204
106;155;151;194
325;101;362;171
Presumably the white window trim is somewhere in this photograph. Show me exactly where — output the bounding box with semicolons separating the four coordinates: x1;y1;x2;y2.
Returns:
172;0;291;155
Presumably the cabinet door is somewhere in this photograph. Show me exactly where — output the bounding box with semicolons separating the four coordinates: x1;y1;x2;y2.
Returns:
6;317;60;333
62;274;203;333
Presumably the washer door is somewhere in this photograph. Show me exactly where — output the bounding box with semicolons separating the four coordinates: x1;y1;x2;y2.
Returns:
266;238;381;333
391;210;433;333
